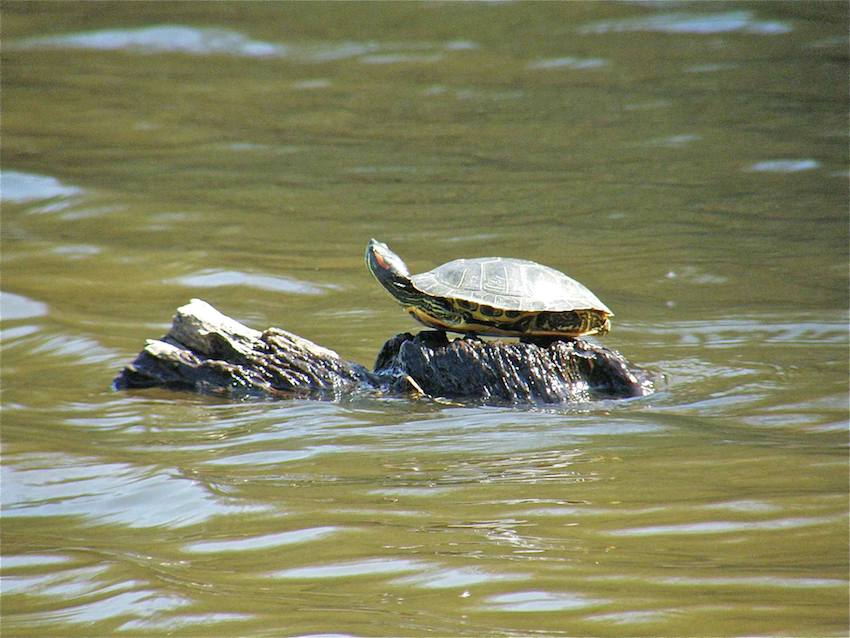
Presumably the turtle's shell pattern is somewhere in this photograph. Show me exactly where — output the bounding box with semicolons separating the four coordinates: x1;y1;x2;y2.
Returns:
410;257;611;315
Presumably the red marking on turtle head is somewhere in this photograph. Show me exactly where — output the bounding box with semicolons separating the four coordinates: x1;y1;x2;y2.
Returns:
373;249;389;270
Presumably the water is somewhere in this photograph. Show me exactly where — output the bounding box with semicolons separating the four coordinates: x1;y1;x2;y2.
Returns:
2;2;847;636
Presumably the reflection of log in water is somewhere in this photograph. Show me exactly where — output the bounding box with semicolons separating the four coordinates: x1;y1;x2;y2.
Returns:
114;299;656;404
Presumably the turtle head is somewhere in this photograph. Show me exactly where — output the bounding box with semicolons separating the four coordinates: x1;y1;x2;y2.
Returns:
366;239;416;303
366;239;410;280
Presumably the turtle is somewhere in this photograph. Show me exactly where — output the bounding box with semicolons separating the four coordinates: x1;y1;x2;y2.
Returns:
365;239;612;339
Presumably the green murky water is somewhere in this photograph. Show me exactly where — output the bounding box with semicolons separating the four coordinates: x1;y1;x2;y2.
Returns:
2;2;848;636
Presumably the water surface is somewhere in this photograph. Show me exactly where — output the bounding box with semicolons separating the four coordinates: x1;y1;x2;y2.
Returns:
2;2;847;636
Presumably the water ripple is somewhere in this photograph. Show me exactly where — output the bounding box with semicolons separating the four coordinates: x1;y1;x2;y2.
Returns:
655;575;847;589
1;564;110;597
579;11;792;35
636;317;848;346
588;573;847;590
10;25;478;65
12;25;286;57
746;159;820;173
0;171;83;203
483;590;609;612
393;565;528;589
183;526;341;553
360;53;443;65
1;553;73;569
528;56;608;70
273;557;426;580
202;447;327;466
54;589;190;624
171;269;338;295
29;332;118;365
0;291;48;321
118;612;255;633
586;609;670;625
2;454;269;527
3;561;190;625
606;515;838;537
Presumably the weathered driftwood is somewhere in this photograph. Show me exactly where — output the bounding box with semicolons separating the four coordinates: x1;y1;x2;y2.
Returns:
114;299;374;399
114;299;655;404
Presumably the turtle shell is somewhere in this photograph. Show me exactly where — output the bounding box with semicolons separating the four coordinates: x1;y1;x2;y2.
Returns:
410;257;612;315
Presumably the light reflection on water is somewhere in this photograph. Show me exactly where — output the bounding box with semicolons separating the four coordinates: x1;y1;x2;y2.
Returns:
484;590;609;613
578;10;793;35
183;526;341;554
0;171;84;203
0;291;49;321
1;455;271;527
170;269;337;295
11;25;286;57
1;1;847;636
9;24;478;66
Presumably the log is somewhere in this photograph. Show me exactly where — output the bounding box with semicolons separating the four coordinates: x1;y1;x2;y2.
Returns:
114;299;375;399
374;330;655;403
114;299;656;404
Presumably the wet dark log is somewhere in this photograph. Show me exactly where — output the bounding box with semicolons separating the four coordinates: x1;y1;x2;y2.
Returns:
375;330;654;403
114;299;655;404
